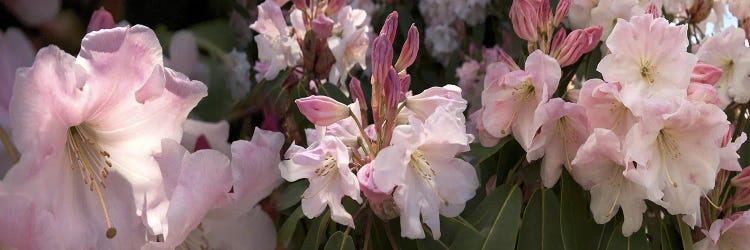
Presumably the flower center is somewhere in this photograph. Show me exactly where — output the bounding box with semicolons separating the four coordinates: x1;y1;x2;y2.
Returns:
640;60;657;85
503;81;536;134
65;125;117;239
314;154;337;176
176;224;210;250
656;129;680;187
410;150;436;181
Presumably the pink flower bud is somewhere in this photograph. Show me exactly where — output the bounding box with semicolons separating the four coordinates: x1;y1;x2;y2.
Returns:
554;0;570;26
292;0;307;11
326;0;345;15
380;11;398;44
312;15;334;39
556;29;587;67
537;0;551;31
371;35;393;88
582;25;602;51
394;24;419;73
87;7;115;33
691;62;723;86
732;167;750;189
510;0;540;42
645;3;661;18
550;28;567;54
385;67;401;111
733;188;750;207
687;82;720;105
349;77;366;106
295;95;351;126
399;74;411;101
742;18;750;42
357;163;399;219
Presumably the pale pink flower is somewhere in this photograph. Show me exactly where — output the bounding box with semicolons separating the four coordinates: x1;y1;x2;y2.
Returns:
372;107;477;239
623;100;727;227
527;98;590;188
327;6;371;85
405;85;467;120
589;0;644;41
694;211;750;250
578;79;637;138
571;128;649;236
145;140;232;249
0;27;34;131
597;14;697;114
280;135;361;228
181;119;231;154
424;24;459;65
251;0;302;80
479;50;561;150
457;60;481;90
696;27;750;107
567;0;597;29
0;0;60;26
717;125;745;172
1;25;206;248
167;30;209;84
687;82;721;106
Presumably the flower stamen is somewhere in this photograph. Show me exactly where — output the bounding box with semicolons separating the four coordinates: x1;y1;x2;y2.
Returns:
657;130;680;188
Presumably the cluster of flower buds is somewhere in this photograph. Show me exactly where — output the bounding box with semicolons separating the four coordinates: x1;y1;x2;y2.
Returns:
510;0;602;67
281;11;479;239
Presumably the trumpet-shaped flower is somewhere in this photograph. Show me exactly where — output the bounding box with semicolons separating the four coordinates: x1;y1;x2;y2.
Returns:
372;107;478;239
694;211;750;250
527;98;590;188
1;25;207;248
251;0;302;80
479;50;561;150
280;135;361;228
623;100;727;227
327;6;370;85
571;128;649;236
696;27;750;107
598;15;697;114
578;79;637;138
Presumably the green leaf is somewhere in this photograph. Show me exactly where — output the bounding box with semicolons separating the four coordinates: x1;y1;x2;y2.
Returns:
276;180;308;211
462;137;514;166
319;83;350;103
518;188;564;250
301;211;331;250
675;216;695;250
278;207;304;248
560;172;605;250
602;218;650;250
323;231;355;250
452;184;522;250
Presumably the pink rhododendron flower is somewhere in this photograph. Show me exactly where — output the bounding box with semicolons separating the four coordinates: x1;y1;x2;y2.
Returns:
372;107;477;239
405;84;467;120
478;50;561;150
0;0;60;26
527;98;590;188
696;27;750;107
251;0;303;80
280;135;361;228
571;128;649;236
181;119;231;154
0;27;34;175
145;140;232;249
327;6;371;85
578;79;637;138
598;14;697;114
1;25;207;248
694;211;750;250
623;100;727;227
589;0;644;41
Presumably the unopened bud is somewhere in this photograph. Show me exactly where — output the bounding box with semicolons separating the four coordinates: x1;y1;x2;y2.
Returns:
582;25;602;52
394;25;419;73
87;7;115;33
689;0;714;23
312;15;334;39
510;0;540;42
385;67;401;111
550;28;567;54
349;77;366;106
380;11;398;44
295;96;351;126
556;29;587;67
326;0;345;15
691;63;723;86
645;3;661;18
554;0;570;26
399;74;411;101
537;0;551;32
292;0;307;11
733;167;750;188
371;35;393;88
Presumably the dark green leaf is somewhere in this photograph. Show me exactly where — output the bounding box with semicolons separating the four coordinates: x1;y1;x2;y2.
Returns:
453;184;522;250
278;206;304;248
462;137;514;166
675;216;695;250
301;211;331;250
602;218;650;250
319;83;350;103
560;172;605;250
518;188;564;250
323;231;355;250
276;180;308;211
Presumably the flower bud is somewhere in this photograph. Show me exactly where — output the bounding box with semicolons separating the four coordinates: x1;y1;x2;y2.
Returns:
394;24;420;73
550;28;567;54
554;0;570;26
87;7;115;33
582;25;602;51
691;63;723;86
312;15;334;39
371;35;393;88
349;77;366;106
537;0;551;32
742;18;750;42
510;0;540;42
732;167;750;189
399;74;411;101
385;67;401;112
687;82;720;105
295;96;351;126
357;163;399;219
556;29;587;67
326;0;345;15
380;11;399;44
688;0;713;23
292;0;307;11
645;3;661;18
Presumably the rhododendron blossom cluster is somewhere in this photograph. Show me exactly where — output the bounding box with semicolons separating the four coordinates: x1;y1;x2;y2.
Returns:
2;0;750;249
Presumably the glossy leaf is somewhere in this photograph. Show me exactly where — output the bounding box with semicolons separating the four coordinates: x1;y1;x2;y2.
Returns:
518;188;563;250
324;231;355;250
278;206;304;248
301;211;331;250
560;172;606;250
452;184;522;250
